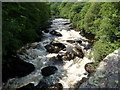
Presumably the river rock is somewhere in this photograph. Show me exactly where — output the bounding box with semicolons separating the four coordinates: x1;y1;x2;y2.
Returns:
45;43;66;53
64;22;70;25
2;56;35;83
48;83;63;90
17;81;49;89
66;40;75;43
85;63;95;74
75;40;82;44
58;52;75;61
50;30;62;36
72;47;84;58
41;66;58;76
44;29;49;33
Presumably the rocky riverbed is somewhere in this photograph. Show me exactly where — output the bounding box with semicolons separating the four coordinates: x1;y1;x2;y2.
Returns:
2;18;96;89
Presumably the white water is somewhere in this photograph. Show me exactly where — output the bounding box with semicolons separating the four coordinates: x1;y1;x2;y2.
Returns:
4;18;93;89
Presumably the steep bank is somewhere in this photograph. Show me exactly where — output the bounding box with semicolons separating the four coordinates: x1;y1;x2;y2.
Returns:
79;48;120;88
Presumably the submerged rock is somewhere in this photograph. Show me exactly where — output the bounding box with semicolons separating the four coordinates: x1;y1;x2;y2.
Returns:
2;56;35;83
45;43;66;53
41;66;58;76
50;30;62;36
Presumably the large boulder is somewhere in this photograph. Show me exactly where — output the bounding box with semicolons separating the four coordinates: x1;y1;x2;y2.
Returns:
50;30;62;36
58;52;75;61
45;43;66;53
2;56;35;83
78;48;120;88
85;63;95;75
41;66;58;77
72;47;84;58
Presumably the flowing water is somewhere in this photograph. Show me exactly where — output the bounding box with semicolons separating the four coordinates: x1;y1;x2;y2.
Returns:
3;18;93;89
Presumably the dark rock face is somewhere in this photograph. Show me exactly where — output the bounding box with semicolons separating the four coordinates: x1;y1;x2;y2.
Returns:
50;30;62;36
45;43;66;53
2;56;35;83
41;66;58;76
85;63;95;74
72;47;84;58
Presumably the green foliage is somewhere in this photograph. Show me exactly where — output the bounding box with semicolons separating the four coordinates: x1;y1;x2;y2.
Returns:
84;2;102;34
92;41;113;61
50;2;120;61
2;2;50;56
50;2;61;16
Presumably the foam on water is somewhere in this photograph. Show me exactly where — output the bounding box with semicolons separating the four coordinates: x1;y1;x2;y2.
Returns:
4;18;93;89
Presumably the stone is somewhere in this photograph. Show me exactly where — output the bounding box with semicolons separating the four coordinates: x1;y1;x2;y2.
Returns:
44;29;49;33
48;83;63;90
79;48;120;88
50;30;62;36
85;63;95;74
45;43;66;53
64;22;70;25
72;47;84;58
66;40;75;43
41;66;58;76
2;56;35;83
58;52;75;61
75;40;82;44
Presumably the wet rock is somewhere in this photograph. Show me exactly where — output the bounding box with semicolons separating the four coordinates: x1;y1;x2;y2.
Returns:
74;77;88;89
85;63;95;74
2;56;35;83
49;56;64;65
50;30;62;36
72;47;84;58
75;40;82;44
16;83;35;90
41;66;58;76
48;83;63;90
80;77;87;84
45;43;66;53
17;43;40;54
64;22;70;25
58;52;75;61
66;40;75;43
44;29;49;33
17;81;49;90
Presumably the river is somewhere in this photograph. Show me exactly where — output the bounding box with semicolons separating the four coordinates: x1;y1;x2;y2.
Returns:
3;18;93;89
